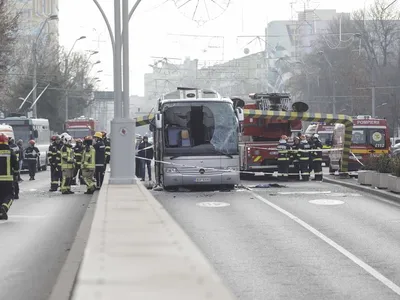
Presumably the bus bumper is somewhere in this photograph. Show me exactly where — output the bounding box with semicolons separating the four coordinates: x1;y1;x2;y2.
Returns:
163;172;240;187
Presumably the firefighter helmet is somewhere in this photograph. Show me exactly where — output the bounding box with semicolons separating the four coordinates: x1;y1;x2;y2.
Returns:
313;133;319;139
51;135;58;141
0;134;8;144
29;140;35;145
94;132;103;139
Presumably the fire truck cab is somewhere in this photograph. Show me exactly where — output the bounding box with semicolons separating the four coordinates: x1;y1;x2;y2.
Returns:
235;92;308;177
329;115;390;173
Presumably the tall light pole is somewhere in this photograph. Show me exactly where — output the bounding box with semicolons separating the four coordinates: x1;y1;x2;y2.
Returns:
318;51;336;115
64;36;87;122
32;14;58;118
92;0;142;184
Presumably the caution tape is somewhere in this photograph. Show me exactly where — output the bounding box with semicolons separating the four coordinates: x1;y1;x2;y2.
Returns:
135;156;358;176
241;145;343;153
350;151;365;167
135;145;153;153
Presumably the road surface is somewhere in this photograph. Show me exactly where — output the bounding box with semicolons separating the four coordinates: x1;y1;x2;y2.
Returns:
152;178;400;299
0;171;92;300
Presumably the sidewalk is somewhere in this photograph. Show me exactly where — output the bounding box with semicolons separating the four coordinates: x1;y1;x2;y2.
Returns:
71;173;236;300
324;175;400;204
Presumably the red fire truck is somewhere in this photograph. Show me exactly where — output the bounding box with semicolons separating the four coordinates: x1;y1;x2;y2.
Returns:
64;116;98;140
329;115;390;173
233;93;309;177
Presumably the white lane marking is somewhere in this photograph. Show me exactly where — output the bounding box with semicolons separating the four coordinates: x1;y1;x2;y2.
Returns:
309;199;345;205
249;191;400;296
328;193;361;197
196;202;230;207
278;191;332;195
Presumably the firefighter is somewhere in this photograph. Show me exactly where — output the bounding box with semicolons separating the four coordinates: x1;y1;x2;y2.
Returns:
306;134;314;173
49;135;62;192
24;140;40;180
81;136;96;194
93;132;106;189
311;134;323;181
8;137;20;199
276;135;290;181
298;135;311;181
60;134;75;195
72;138;84;185
290;136;301;180
0;134;19;220
102;131;111;168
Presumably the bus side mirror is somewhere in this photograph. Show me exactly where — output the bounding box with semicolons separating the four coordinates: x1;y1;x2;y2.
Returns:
155;113;162;129
33;130;38;138
236;108;244;122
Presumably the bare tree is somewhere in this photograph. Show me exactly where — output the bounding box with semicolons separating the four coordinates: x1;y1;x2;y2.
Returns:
0;0;19;113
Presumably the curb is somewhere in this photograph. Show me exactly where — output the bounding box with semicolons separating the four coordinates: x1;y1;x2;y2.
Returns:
323;176;400;205
47;192;99;300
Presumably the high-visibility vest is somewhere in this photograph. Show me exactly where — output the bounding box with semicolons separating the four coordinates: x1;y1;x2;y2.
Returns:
82;146;95;170
0;150;13;181
61;146;74;169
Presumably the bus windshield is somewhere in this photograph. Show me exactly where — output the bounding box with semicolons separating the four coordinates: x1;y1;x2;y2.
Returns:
13;125;32;144
67;128;91;139
352;128;386;148
163;102;239;156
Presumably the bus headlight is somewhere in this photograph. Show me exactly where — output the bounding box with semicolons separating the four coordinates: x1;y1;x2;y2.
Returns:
165;167;177;173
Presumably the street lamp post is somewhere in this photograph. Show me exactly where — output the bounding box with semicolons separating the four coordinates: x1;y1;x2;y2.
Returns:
92;0;142;184
318;51;336;115
32;14;58;118
64;36;87;121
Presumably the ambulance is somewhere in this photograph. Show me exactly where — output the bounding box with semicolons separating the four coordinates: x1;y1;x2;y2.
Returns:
0;124;14;140
329;115;390;173
305;122;334;166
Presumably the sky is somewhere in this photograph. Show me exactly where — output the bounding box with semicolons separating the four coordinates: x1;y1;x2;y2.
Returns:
58;0;383;97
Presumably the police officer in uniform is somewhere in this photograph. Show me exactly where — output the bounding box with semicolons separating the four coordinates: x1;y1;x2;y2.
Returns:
60;134;75;194
24;140;40;180
0;134;19;220
311;134;323;181
81;136;96;194
72;138;84;185
277;135;291;181
93;132;106;189
298;135;311;181
8;137;20;199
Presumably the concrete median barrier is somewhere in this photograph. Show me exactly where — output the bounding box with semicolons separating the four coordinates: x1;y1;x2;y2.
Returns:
70;172;236;299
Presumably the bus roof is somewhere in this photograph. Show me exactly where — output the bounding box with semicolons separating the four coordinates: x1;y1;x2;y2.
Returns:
158;87;233;106
0;117;49;126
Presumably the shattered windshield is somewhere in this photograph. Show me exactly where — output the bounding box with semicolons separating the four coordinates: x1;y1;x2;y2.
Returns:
162;101;238;156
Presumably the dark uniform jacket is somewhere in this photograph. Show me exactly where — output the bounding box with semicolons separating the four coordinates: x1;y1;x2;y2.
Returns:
24;146;40;161
138;142;154;160
0;144;19;181
93;140;106;166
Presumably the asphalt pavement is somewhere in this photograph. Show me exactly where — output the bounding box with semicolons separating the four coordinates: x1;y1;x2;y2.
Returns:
0;170;93;300
151;176;400;299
